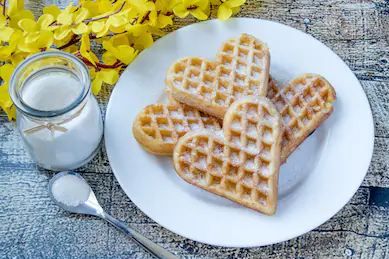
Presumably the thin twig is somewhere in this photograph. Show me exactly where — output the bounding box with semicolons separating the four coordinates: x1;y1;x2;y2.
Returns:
84;2;125;23
58;35;80;50
75;52;124;70
3;0;6;16
187;5;198;11
58;30;128;50
140;11;151;24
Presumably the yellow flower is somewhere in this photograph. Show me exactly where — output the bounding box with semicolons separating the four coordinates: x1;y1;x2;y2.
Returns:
216;0;245;20
0;16;14;42
130;0;159;27
54;7;89;40
0;64;16;120
100;12;129;36
155;0;178;12
10;51;29;66
0;63;14;84
126;24;148;37
173;0;210;20
102;51;117;65
91;68;119;95
133;32;154;50
90;8;131;38
95;0;119;16
17;30;53;53
43;5;61;19
8;11;35;29
154;0;177;28
80;34;99;66
103;36;138;65
0;30;22;61
18;14;55;33
7;0;24;17
16;15;55;53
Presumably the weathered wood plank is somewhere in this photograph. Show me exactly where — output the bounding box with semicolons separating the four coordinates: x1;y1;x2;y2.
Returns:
363;80;389;138
363;137;389;188
328;39;389;81
0;0;387;258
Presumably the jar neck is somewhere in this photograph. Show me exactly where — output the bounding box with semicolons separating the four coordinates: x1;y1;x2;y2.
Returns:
20;94;91;123
10;51;91;120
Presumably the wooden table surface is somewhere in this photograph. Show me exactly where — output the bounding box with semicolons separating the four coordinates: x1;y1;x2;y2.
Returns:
1;0;388;258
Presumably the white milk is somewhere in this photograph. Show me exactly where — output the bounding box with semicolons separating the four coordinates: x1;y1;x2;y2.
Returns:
19;70;103;170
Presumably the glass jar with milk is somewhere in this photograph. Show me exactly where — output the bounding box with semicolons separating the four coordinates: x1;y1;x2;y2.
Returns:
9;51;103;171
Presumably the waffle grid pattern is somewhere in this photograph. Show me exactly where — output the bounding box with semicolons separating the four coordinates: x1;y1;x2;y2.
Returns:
174;98;281;213
167;34;269;118
134;103;221;154
267;75;336;161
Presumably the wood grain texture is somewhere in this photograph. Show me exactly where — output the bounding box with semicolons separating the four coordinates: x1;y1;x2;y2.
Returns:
1;0;388;258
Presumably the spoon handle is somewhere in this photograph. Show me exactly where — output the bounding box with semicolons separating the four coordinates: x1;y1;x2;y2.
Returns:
101;212;178;259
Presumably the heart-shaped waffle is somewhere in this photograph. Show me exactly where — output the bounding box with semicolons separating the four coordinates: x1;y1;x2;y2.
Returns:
267;74;336;162
166;34;270;119
133;103;221;155
173;97;282;215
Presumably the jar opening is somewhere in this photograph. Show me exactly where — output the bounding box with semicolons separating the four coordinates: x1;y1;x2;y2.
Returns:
9;51;91;118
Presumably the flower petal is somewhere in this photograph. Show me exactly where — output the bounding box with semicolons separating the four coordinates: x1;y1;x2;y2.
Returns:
217;3;233;20
57;11;73;26
102;51;117;65
191;8;209;20
157;14;173;28
72;23;89;35
0;27;14;42
108;15;128;28
133;32;153;50
80;34;98;66
25;31;41;43
0;64;15;82
43;5;61;19
226;0;246;8
54;26;72;40
18;18;37;33
74;8;89;24
99;69;119;84
91;76;103;95
37;14;54;29
91;21;105;33
173;4;189;18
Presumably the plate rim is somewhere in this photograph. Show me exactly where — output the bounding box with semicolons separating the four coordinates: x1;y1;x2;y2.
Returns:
104;17;375;247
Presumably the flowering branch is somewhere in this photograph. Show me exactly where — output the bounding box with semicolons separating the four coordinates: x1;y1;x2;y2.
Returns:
58;35;80;50
75;52;124;70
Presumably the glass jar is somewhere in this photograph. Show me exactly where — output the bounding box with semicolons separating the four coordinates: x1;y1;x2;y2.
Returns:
9;51;103;171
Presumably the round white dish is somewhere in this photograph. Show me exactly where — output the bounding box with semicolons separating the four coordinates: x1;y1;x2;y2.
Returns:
104;18;374;247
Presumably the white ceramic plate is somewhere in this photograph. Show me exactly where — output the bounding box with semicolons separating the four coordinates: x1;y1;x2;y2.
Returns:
105;18;374;247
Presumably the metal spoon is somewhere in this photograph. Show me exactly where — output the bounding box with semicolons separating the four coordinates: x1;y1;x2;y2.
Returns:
48;171;178;259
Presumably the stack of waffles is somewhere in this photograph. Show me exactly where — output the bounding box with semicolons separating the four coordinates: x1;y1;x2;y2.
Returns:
132;34;336;215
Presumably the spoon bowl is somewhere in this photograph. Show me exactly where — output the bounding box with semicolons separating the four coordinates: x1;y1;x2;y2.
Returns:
48;171;103;216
